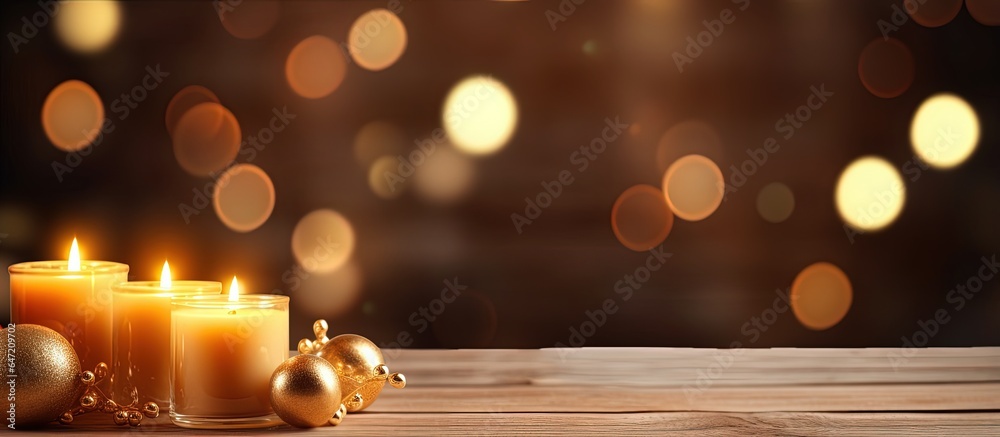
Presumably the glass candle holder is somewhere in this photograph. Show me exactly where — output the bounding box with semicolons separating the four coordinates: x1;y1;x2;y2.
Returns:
170;294;289;429
113;281;221;406
9;260;128;374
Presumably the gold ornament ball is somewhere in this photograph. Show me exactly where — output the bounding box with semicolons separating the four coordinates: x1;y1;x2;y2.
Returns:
269;354;343;428
6;324;82;427
317;334;385;412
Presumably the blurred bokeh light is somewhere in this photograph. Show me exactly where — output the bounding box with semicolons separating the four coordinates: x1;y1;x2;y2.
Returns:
966;0;1000;26
292;209;355;274
756;182;795;224
353;121;407;165
368;155;406;199
172;102;241;176
414;146;475;203
662;154;725;222
442;75;518;155
835;156;906;232
611;184;674;251
791;262;853;331
213;164;276;233
286;35;348;99
41;80;104;152
910;93;980;169
54;0;121;54
347;9;408;71
165;85;220;137
907;0;962;28
219;0;280;40
857;38;914;99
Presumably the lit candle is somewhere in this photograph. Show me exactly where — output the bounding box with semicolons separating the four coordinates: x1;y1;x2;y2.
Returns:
112;261;221;405
9;238;128;374
170;277;288;429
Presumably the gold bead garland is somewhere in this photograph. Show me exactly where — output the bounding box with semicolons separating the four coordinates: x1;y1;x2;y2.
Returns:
59;362;160;427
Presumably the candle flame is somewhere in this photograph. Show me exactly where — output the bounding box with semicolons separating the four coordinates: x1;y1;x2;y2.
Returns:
160;261;172;289
229;276;239;302
68;238;81;271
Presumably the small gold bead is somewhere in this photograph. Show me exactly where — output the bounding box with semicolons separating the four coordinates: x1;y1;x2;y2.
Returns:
81;371;96;386
314;319;328;337
80;395;97;408
328;403;347;426
297;339;313;354
58;412;74;424
143;402;160;418
373;364;389;379
127;410;142;426
389;373;406;389
95;363;109;379
102;400;119;414
346;393;363;410
113;410;128;426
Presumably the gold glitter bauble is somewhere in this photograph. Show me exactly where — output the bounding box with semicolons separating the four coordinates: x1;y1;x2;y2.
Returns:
269;354;343;428
7;324;83;427
316;334;385;412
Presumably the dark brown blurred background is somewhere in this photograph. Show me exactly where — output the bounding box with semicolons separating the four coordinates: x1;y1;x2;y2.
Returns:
2;0;999;348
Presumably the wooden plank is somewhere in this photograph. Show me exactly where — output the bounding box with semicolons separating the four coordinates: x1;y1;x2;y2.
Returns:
27;412;1000;436
365;383;1000;413
309;412;1000;436
392;348;1000;386
16;349;1000;435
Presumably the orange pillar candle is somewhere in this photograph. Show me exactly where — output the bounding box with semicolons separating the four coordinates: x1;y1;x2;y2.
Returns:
170;277;288;429
112;261;221;405
9;238;127;374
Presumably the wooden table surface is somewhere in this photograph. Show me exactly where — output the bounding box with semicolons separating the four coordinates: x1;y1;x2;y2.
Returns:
29;348;1000;435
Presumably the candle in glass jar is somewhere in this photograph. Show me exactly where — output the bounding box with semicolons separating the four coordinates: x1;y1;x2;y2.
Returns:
170;277;288;429
112;261;221;405
9;238;127;374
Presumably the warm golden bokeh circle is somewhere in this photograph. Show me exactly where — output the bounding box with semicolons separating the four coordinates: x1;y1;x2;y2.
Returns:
655;120;724;173
286;35;348;99
292;209;356;274
835;156;906;232
662;154;725;221
172;102;241;176
368;155;405;199
756;182;795;224
213;164;275;233
907;0;963;27
165;85;220;137
42;80;105;152
910;93;980;169
791;262;853;330
353;121;407;165
611;184;674;252
219;0;280;40
442;75;518;155
414;147;475;203
54;0;121;53
348;9;408;71
858;38;914;99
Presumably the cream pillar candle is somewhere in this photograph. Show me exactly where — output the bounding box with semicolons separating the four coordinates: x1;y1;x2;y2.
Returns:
9;238;127;374
170;277;288;429
112;261;221;405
